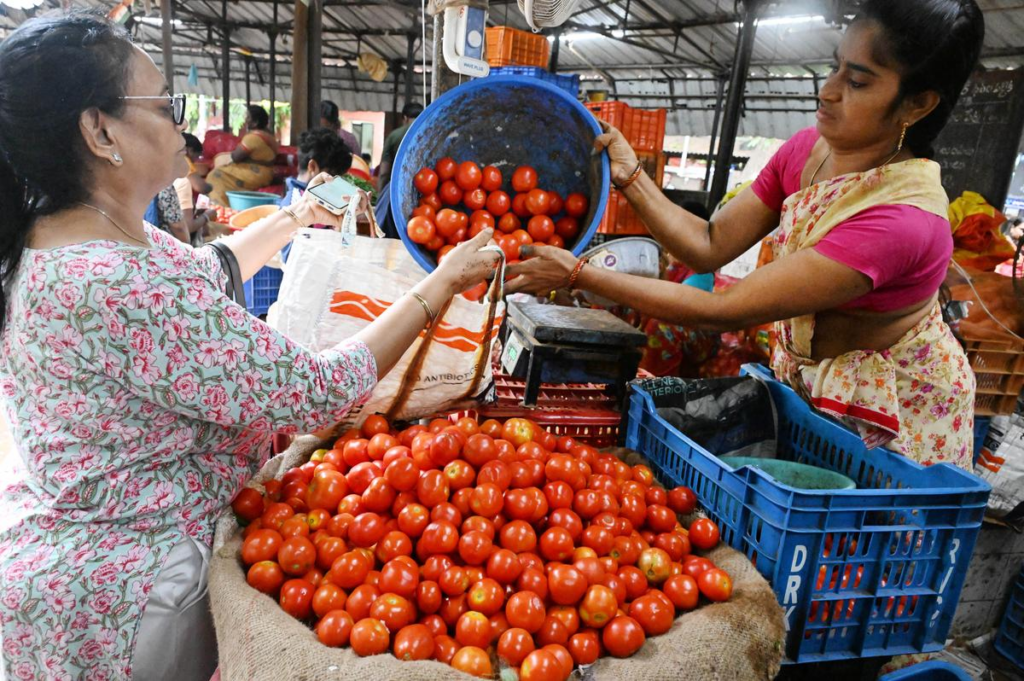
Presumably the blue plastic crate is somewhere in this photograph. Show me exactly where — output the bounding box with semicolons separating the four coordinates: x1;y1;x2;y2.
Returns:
487;66;580;97
995;565;1024;670
242;265;284;316
624;365;990;664
879;661;972;680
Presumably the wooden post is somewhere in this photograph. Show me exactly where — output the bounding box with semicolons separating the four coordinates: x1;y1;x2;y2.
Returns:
221;0;231;132
161;0;175;92
268;0;278;132
290;0;309;138
307;0;323;131
431;12;460;100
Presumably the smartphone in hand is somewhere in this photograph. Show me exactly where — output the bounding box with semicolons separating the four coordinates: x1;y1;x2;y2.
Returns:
306;176;361;215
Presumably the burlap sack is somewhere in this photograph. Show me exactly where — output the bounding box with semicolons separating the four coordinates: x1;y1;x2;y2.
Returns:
209;439;785;681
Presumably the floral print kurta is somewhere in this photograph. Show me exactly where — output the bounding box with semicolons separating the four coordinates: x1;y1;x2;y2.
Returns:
0;225;377;679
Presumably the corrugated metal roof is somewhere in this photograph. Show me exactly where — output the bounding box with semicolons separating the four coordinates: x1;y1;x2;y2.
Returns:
0;0;1020;139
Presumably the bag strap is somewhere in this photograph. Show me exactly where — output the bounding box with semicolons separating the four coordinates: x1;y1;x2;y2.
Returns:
208;241;247;306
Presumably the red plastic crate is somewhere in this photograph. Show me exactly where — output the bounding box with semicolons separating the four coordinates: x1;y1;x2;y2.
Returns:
486;26;549;68
625;108;667;154
586;101;666;154
597;153;665;235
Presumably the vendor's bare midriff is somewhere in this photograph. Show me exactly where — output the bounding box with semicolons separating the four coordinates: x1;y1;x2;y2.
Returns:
810;294;937;360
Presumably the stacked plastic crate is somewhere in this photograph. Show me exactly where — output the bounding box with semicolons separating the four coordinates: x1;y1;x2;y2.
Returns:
585;101;667;235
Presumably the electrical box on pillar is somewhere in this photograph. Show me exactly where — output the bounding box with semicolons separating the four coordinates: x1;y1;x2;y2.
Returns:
442;5;489;78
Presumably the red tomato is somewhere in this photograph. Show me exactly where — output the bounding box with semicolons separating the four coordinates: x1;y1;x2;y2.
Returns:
316;609;354;647
412;205;435;220
498;212;521;234
458;530;494;566
346;461;382;495
628;593;673;635
539;527;575;562
279;578;315;619
486;548;523;584
433;634;460;664
512;166;539;193
393;623;435;661
350;618;390;656
378;557;420;599
637;547;672;584
517;568;549;601
397;503;430;538
384;458;419;493
434;208;465;239
242;529;283;565
315;535;348;571
232;487;265;522
419;520;459;556
416;470;450;507
502;418;535;447
646;504;677;533
455;161;483;191
451;645;493;678
312;582;348;618
498;627;535;666
654;532;690;562
436;157;457;181
261;502;295;532
469;209;496;230
247;560;285;595
511;192;531;218
524;189;551;216
439;179;463;206
602;615;645;658
548;564;588;606
348;512;386;548
579;584;617;629
414;167;439;195
698;567;733;602
444;460;476;491
278;536;316;576
511;229;533;248
546;191;564;216
681;555;714;579
425;235;445;252
361;477;397;514
582;525;615;556
481;165;503;192
568;630;601;665
663;573;699;610
536;616;569;647
497;234;521;261
370;592;416;632
470;483;503;518
464;187;487;211
689;518;720;550
519;649;562;681
543;644;574;679
486;190;511;217
506;590;546;633
564;193;589;218
421;192;443;212
547;234;566;248
547;509;583;543
553;216;580;241
455;609;492;648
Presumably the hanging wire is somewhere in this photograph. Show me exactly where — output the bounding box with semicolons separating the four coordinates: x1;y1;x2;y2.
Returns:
950;259;1024;342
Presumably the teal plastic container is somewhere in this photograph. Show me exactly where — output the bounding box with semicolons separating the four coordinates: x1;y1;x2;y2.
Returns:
226;191;279;210
720;457;857;491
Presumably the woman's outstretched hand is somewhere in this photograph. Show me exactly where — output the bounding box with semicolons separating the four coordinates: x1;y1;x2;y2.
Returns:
595;120;640;186
433;228;503;296
505;244;579;296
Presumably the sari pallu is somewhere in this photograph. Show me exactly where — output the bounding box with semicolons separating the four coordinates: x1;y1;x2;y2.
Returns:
206;129;279;206
769;159;975;469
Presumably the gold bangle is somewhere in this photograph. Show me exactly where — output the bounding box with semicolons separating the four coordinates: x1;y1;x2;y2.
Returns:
410;292;435;328
281;205;305;230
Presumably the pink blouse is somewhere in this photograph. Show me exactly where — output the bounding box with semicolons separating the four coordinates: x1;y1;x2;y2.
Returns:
751;127;952;312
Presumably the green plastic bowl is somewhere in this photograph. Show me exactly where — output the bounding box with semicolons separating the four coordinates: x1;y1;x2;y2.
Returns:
721;456;857;490
226;190;280;210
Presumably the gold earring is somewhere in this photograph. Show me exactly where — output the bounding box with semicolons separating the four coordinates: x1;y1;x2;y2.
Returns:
897;123;908;153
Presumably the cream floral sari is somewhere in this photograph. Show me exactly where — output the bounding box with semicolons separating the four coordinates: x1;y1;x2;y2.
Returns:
770;159;975;469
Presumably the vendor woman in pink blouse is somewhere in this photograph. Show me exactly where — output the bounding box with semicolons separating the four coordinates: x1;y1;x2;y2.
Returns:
0;13;499;680
510;0;985;470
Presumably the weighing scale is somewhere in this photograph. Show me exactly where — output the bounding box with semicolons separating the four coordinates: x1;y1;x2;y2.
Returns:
500;301;646;407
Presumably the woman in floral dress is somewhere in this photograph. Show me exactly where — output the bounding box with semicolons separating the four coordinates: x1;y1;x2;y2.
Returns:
0;14;499;680
507;0;985;470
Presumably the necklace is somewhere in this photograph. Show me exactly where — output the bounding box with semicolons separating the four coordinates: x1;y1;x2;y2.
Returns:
77;202;150;247
808;147;904;186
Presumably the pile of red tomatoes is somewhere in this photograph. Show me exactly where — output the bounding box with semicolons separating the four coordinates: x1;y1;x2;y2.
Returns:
406;158;590;267
233;415;732;680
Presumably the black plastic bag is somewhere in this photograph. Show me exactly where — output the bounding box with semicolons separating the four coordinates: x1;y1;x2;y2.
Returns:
633;376;777;459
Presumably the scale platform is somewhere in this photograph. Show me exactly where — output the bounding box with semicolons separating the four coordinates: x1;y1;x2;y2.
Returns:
500;301;646;407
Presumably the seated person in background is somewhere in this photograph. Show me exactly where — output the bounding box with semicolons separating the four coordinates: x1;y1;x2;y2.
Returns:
182;132;212;198
279;127;353;262
206;105;278;205
145;177;217;245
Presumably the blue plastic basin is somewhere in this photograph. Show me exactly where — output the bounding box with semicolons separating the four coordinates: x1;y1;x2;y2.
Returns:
392;76;610;273
226;191;280;211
